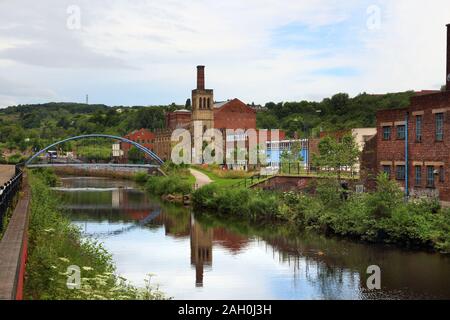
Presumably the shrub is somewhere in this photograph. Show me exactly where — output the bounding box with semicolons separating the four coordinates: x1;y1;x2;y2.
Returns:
366;173;403;218
146;176;192;196
31;168;58;187
192;184;219;210
246;191;280;220
315;179;343;208
133;172;149;184
332;194;378;240
161;161;190;176
193;186;280;220
7;153;27;164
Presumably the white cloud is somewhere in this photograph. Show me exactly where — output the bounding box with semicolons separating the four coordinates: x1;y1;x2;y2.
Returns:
0;0;449;107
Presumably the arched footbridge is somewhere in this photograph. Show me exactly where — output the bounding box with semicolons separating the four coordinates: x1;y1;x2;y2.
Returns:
25;134;164;168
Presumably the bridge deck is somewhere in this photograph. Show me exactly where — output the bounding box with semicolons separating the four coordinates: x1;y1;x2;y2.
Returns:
27;163;159;168
0;165;15;185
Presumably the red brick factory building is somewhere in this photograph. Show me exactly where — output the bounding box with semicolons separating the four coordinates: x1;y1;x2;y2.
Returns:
369;24;450;204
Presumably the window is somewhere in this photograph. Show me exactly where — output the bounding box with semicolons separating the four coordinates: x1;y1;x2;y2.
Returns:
396;165;405;180
435;113;444;141
382;165;391;177
199;97;203;109
415;115;422;142
439;166;445;183
396;125;406;140
427;166;435;188
414;166;422;186
383;126;391;140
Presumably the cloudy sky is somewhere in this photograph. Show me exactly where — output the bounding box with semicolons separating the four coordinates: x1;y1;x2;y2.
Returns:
0;0;449;108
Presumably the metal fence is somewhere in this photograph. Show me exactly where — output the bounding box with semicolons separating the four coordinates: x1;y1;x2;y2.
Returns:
232;174;268;188
279;162;357;178
0;166;23;233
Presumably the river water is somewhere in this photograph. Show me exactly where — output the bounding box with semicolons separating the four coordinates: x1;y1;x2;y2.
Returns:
56;176;450;300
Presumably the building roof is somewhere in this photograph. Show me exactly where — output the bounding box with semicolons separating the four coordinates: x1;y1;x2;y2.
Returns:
173;109;191;113
414;90;441;96
213;98;256;114
213;101;229;109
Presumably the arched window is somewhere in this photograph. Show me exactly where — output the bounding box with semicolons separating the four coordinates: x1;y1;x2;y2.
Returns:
203;97;206;109
199;97;203;109
207;98;210;109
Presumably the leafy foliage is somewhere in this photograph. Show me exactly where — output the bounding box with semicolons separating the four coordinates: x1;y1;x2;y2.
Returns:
257;91;414;138
312;134;361;179
146;175;192;196
0;102;184;160
192;173;450;253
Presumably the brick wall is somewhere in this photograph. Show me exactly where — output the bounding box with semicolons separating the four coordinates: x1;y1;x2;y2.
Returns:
360;134;378;190
214;99;256;131
121;128;155;159
166;111;191;130
375;91;450;202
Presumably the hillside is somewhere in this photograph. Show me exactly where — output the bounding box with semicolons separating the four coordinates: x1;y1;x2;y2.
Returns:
0;91;414;162
257;91;415;138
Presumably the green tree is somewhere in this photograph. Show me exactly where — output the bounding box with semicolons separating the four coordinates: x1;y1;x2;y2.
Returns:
185;99;191;109
128;146;142;163
312;134;360;181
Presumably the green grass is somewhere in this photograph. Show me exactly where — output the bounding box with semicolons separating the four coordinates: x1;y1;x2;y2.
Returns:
191;166;246;188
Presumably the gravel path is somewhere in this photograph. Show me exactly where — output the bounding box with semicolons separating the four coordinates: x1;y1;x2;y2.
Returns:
189;168;213;189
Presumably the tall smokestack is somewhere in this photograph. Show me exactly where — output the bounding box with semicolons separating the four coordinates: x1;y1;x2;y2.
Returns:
197;65;205;90
447;24;450;90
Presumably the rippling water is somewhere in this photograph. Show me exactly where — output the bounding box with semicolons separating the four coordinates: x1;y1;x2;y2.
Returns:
56;176;450;300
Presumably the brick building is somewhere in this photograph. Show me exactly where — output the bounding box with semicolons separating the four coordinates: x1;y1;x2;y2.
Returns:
118;128;155;161
154;66;284;165
372;24;450;204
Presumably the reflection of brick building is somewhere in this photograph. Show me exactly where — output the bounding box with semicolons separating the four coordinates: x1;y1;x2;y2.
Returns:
190;218;213;287
368;24;450;204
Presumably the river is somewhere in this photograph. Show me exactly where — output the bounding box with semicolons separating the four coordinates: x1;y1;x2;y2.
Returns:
56;176;450;300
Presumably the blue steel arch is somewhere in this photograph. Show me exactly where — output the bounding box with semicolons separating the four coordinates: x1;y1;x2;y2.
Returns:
25;134;164;165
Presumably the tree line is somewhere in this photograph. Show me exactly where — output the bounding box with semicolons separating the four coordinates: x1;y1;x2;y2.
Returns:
0;91;413;162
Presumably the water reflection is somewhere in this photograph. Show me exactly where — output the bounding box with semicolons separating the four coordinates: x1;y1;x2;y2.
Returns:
57;176;450;300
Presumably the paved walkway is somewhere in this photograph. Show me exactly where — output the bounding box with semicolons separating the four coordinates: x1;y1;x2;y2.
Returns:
189;168;213;188
0;165;15;186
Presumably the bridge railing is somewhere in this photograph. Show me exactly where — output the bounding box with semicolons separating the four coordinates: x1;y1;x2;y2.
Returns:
0;166;23;234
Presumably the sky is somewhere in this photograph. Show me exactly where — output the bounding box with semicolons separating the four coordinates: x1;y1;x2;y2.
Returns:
0;0;450;108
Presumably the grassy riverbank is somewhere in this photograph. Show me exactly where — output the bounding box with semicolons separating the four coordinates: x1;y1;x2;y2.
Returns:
25;169;166;300
192;165;250;188
134;162;194;198
192;174;450;253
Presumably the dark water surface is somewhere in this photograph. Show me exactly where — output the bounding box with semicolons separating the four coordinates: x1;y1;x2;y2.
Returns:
56;176;450;300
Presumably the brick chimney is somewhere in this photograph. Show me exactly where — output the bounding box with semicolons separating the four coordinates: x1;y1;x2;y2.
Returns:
447;24;450;90
197;65;205;90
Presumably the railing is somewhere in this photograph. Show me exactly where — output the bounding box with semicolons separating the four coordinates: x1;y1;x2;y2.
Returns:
232;174;270;188
0;166;23;233
231;163;359;188
277;163;357;178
